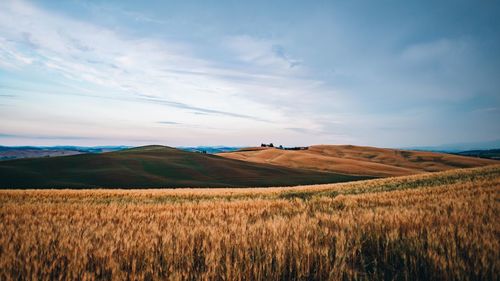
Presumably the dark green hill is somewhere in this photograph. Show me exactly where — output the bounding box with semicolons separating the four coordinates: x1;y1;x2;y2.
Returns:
0;145;370;188
455;149;500;160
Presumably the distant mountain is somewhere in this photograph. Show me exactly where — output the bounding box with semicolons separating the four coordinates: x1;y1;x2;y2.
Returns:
177;146;241;154
455;149;500;160
0;145;369;188
0;146;130;161
404;139;500;153
217;145;498;177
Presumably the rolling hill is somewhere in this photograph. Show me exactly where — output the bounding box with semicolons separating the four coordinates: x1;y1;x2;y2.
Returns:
0;145;369;188
217;145;498;177
455;149;500;160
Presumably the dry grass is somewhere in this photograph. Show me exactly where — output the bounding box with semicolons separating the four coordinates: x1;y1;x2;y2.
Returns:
1;165;499;280
218;145;498;177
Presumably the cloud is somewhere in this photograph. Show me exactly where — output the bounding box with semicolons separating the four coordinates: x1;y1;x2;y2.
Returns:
225;35;303;72
285;127;313;134
157;121;181;125
0;133;97;140
400;38;469;64
0;1;341;145
119;10;168;25
472;107;499;113
0;1;280;123
78;1;168;25
1;0;496;147
142;97;270;122
272;45;301;68
0;132;162;144
192;111;210;116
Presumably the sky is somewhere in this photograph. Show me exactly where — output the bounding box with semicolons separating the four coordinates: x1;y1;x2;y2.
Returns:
0;0;499;147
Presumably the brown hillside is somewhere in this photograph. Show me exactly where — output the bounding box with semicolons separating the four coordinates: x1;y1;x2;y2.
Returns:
217;145;498;177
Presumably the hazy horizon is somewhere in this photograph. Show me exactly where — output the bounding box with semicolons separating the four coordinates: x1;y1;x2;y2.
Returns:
1;0;499;147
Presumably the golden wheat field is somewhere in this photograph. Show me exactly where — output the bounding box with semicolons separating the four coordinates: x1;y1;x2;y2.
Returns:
1;165;499;281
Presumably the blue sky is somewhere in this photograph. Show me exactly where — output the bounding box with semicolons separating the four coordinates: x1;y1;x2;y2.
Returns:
0;0;499;147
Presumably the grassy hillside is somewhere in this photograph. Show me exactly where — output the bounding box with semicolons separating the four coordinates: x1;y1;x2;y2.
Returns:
0;145;368;188
1;165;498;280
218;144;498;177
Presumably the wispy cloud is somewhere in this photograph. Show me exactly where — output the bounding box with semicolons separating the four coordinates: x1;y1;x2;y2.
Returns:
0;1;321;130
272;45;301;68
285;127;312;134
225;35;303;72
142;97;270;122
472;107;499;113
0;133;98;140
157;121;181;125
